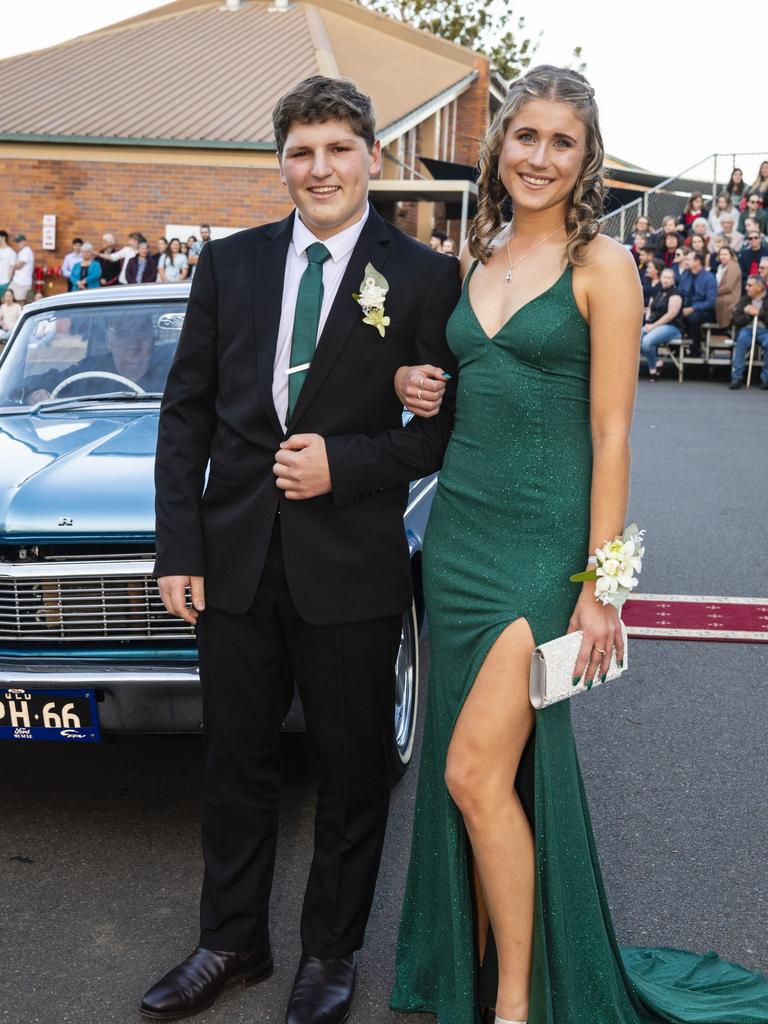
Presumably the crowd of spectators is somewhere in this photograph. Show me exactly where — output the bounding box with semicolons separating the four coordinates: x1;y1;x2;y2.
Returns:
429;229;458;256
59;225;212;292
630;162;768;389
0;224;214;315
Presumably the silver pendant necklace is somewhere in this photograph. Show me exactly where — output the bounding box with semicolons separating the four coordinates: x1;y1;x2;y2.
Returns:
505;223;565;283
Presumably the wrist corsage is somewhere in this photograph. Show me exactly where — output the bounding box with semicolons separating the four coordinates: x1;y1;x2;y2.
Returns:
570;523;645;609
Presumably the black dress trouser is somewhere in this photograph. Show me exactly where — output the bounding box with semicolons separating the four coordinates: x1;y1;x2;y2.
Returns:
195;517;402;957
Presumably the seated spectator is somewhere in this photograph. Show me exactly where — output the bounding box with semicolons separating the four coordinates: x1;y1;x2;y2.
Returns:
628;231;648;266
660;232;681;271
738;194;767;235
680;252;717;356
157;238;189;283
429;229;447;251
639;250;662;303
742;217;768;247
688;232;711;269
125;241;158;284
0;287;22;343
61;238;83;289
725;167;747;210
682;192;706;231
156;237;169;262
441;238;457;256
624;214;651;244
707;193;740;235
640;267;683;381
747;161;768;202
716;215;744;253
686;217;710;246
69;243;101;290
728;276;768;390
760;255;768;289
738;230;768;283
23;312;171;402
652;215;684;254
714;246;742;327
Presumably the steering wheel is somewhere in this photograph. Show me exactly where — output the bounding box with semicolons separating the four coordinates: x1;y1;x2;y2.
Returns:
49;371;146;399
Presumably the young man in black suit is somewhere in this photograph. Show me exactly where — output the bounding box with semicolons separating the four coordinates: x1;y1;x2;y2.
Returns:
141;77;459;1024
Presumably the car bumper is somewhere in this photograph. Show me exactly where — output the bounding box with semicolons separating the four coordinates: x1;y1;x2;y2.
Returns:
0;660;306;734
0;661;203;733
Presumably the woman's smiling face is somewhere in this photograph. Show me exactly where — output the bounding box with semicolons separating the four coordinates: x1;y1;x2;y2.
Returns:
497;99;587;214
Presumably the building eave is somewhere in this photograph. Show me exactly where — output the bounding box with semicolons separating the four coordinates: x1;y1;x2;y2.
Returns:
378;70;478;148
0;132;275;151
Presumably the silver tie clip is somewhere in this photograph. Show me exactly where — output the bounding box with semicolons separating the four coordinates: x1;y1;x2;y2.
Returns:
286;362;311;375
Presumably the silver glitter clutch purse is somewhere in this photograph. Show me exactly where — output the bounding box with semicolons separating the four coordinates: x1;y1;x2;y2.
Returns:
529;622;628;709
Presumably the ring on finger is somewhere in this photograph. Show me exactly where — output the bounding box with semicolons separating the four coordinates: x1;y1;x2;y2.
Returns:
593;645;606;655
417;388;423;400
419;375;425;388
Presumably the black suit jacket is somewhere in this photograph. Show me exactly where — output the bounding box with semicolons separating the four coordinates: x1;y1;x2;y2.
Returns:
154;206;460;623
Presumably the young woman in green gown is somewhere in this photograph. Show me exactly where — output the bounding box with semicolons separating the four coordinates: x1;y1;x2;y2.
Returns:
391;65;768;1024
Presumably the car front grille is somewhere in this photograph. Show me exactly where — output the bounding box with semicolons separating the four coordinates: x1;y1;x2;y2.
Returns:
0;561;194;642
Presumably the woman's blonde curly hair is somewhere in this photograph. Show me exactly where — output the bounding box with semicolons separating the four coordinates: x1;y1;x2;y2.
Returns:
468;65;606;266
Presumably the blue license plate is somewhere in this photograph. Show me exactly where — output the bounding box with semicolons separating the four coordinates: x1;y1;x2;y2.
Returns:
0;687;100;742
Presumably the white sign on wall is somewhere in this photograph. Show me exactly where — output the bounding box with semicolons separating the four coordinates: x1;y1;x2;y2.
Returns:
42;214;56;251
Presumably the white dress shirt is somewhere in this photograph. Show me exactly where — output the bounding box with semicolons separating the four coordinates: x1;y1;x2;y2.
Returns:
272;207;369;431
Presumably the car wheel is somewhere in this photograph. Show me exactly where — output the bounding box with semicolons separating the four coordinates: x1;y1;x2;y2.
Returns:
391;601;419;784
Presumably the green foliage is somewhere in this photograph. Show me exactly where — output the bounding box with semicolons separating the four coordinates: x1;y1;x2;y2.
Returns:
355;0;585;82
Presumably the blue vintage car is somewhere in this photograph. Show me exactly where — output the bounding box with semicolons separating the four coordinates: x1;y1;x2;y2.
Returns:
0;284;436;776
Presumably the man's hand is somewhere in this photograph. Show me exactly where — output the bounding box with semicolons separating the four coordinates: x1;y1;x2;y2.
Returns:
157;575;205;625
683;306;693;316
274;434;331;500
744;304;759;316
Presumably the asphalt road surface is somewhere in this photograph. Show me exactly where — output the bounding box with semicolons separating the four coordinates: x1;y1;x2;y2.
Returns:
1;380;766;1024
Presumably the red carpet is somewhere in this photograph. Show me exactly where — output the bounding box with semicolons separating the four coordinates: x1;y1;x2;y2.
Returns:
623;594;768;642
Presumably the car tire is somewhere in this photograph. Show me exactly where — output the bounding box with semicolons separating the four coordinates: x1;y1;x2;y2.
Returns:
391;601;420;784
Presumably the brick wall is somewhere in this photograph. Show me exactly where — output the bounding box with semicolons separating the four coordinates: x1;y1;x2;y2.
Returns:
454;56;490;168
0;156;294;267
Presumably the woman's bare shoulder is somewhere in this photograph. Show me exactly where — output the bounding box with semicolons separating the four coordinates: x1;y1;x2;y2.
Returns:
459;240;474;281
582;232;637;273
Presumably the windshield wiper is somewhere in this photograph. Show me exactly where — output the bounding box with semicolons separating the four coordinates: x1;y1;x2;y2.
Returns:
33;391;165;412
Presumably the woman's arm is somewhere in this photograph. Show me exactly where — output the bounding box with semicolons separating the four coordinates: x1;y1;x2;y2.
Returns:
393;239;472;415
569;236;643;683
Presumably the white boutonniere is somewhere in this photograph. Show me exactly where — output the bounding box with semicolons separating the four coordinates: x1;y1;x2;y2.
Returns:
353;263;390;337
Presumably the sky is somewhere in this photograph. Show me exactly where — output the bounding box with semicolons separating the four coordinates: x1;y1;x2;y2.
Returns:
1;0;764;180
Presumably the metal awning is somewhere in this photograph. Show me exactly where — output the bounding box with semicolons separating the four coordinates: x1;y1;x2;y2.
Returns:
369;178;478;242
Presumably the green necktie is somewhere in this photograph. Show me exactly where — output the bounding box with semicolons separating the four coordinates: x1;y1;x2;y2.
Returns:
288;241;331;417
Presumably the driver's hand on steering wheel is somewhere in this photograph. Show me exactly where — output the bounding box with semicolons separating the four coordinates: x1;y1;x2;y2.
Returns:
27;389;52;404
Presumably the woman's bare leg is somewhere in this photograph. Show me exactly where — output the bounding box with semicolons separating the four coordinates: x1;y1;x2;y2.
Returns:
445;618;536;1021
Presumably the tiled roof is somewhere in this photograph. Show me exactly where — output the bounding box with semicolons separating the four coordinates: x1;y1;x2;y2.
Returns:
0;0;477;148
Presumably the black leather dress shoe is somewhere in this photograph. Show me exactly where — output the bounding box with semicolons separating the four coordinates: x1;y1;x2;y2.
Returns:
140;945;273;1020
286;953;358;1024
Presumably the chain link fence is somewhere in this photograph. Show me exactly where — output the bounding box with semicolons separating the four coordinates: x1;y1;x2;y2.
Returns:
600;152;768;238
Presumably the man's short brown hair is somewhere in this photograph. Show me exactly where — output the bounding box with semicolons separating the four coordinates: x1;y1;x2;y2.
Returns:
272;76;376;155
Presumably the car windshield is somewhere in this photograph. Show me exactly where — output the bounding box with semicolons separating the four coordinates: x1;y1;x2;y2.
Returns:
0;301;186;408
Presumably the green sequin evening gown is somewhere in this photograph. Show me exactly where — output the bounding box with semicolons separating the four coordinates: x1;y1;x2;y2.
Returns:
390;264;768;1024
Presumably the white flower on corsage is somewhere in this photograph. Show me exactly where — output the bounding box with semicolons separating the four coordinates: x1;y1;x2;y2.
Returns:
353;263;390;337
569;523;646;610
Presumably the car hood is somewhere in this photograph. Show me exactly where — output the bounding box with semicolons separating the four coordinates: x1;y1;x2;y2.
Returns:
0;409;161;539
